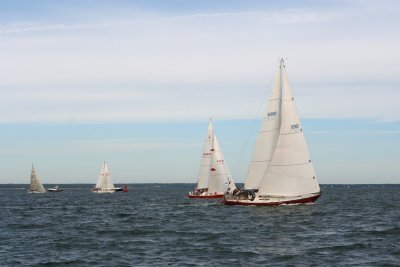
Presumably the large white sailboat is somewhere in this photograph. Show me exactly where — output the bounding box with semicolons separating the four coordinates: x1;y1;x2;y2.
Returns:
188;119;236;198
223;59;321;206
28;164;46;193
91;161;116;193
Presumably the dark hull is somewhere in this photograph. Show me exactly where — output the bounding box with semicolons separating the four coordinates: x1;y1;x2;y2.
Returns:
222;194;321;206
188;194;224;199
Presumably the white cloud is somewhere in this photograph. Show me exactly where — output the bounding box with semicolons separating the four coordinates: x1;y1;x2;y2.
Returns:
0;3;399;123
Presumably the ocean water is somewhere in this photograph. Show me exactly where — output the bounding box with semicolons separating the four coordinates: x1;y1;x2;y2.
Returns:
0;184;399;266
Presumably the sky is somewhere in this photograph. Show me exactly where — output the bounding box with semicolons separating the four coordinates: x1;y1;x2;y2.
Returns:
0;0;399;184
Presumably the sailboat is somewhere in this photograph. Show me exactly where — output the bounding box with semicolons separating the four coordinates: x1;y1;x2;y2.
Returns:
28;164;46;193
223;59;321;206
188;119;236;198
91;161;115;193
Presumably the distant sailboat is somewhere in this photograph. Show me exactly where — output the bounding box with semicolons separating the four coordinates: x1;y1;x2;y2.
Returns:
223;59;321;206
48;185;63;192
28;164;46;193
188;119;236;198
91;161;115;193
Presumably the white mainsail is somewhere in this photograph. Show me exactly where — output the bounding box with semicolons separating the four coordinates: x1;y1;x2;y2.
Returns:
29;164;46;193
244;66;282;190
94;161;115;191
208;132;236;194
258;60;320;196
195;120;214;190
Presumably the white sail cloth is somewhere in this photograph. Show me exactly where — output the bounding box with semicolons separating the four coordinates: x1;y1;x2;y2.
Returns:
244;68;282;190
95;162;115;190
245;59;320;196
196;122;213;190
195;120;236;194
29;165;46;193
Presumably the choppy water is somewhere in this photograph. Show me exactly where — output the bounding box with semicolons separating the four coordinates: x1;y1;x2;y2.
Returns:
0;184;399;266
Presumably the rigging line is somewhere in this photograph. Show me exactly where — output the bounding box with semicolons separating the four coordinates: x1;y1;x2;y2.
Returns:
260;127;280;133
232;70;275;182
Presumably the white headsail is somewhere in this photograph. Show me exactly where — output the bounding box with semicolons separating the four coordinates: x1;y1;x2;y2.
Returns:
244;65;282;190
258;60;320;196
29;164;46;193
208;132;236;194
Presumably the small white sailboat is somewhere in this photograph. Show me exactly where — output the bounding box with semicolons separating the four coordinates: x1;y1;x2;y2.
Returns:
91;161;115;193
223;59;321;206
28;164;46;193
188;119;236;198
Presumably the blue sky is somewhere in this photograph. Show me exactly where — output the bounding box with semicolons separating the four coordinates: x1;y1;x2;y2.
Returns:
0;0;399;184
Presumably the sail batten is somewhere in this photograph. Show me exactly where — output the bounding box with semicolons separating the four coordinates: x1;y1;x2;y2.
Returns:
260;127;281;133
270;162;312;167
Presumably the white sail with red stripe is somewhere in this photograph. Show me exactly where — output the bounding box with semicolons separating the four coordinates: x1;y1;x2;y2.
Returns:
92;161;115;193
189;119;236;198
